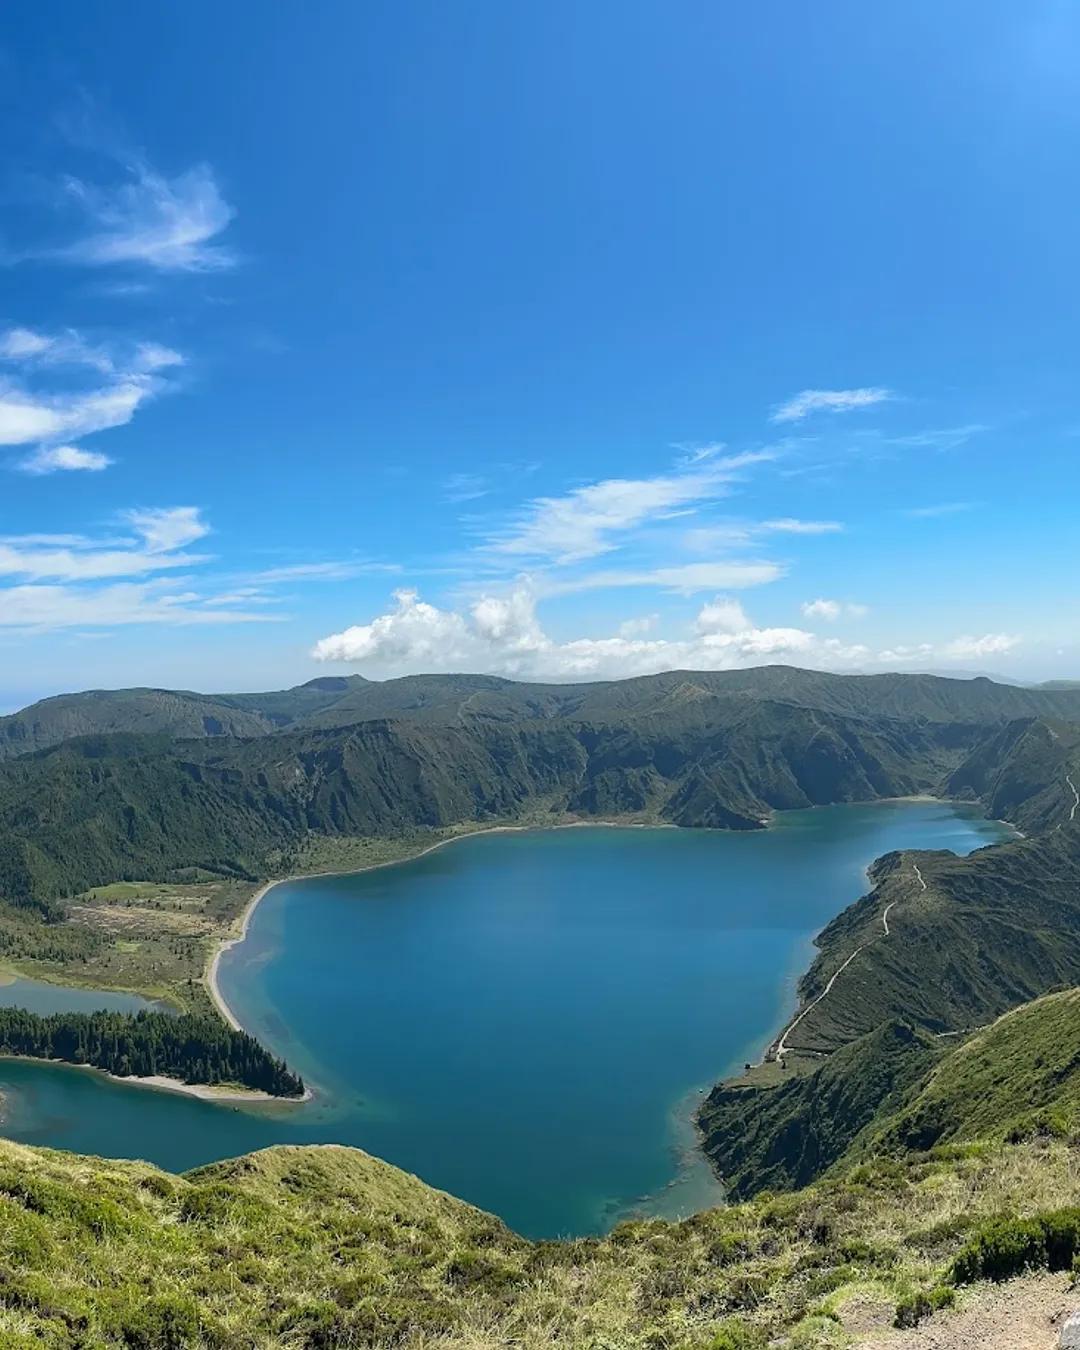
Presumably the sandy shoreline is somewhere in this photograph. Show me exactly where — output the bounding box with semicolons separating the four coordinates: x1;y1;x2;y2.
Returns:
89;1069;312;1104
0;1055;312;1103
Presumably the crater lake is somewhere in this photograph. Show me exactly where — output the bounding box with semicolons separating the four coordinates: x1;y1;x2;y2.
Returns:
0;801;1012;1237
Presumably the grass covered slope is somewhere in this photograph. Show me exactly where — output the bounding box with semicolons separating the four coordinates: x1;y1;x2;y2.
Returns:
870;987;1080;1154
770;823;1080;1057
698;1020;944;1201
699;825;1080;1201
5;1134;1080;1349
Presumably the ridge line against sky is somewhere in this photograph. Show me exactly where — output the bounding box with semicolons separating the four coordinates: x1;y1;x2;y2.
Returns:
1;3;1077;699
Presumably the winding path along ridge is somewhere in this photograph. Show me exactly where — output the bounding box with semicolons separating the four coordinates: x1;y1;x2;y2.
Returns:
775;860;925;1062
775;773;1074;1063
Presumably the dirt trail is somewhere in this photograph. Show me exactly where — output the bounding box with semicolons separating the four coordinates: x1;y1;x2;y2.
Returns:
774;860;924;1061
855;1272;1075;1350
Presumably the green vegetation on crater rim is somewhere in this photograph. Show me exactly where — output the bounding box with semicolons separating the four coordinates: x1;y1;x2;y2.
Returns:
4;1132;1080;1349
2;663;1080;1327
0;664;1079;1344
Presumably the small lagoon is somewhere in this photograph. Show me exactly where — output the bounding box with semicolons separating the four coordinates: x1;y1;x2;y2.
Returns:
0;802;1012;1237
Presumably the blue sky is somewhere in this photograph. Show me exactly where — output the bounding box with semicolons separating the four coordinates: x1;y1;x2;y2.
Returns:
1;1;1078;705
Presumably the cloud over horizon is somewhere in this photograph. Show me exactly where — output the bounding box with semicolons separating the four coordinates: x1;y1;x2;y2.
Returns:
312;587;1018;683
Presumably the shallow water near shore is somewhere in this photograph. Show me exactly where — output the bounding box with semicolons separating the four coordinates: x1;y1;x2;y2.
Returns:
0;802;1011;1237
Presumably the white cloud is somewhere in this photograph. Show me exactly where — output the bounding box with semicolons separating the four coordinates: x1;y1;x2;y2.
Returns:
544;560;784;596
312;588;858;681
487;453;773;565
888;426;985;452
19;444;112;475
802;598;841;621
0;580;277;631
801;598;868;621
0;505;299;631
444;473;489;503
313;589;1021;681
618;615;659;638
0;325;184;470
124;506;210;554
0;329;57;361
696;597;751;634
759;518;844;535
247;561;383;584
772;388;892;424
939;633;1020;660
56;162;236;273
876;634;1020;665
903;501;977;518
133;342;185;373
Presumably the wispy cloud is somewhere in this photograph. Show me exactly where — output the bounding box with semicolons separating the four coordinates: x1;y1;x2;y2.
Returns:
0;508;209;581
53;161;236;273
124;506;209;554
903;501;978;518
801;598;868;621
20;444;112;476
772;387;892;424
759;518;844;535
487;452;775;565
887;426;986;452
0;506;294;631
0;580;278;631
444;473;489;503
248;561;398;584
0;324;183;472
543;560;784;596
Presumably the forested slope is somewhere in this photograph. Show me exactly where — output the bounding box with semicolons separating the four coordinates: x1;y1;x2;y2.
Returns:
8;666;1080;760
0;699;999;912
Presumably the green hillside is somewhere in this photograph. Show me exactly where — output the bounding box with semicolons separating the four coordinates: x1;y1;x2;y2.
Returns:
8;667;1080;761
0;699;1002;914
869;986;1080;1153
702;979;1080;1210
3;1131;1080;1349
4;660;1080;1325
767;823;1080;1057
698;1020;944;1200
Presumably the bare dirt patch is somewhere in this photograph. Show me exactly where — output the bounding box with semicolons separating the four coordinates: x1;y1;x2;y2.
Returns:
856;1273;1076;1350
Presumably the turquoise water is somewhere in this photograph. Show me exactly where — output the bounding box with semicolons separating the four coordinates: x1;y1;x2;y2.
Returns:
0;803;1011;1236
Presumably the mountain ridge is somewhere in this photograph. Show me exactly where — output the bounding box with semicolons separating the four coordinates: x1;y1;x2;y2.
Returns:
6;665;1080;762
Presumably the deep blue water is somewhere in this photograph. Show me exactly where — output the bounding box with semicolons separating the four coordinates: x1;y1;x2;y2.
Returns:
0;803;1011;1237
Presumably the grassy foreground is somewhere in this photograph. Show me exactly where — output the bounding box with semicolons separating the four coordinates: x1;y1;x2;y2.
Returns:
3;1133;1080;1349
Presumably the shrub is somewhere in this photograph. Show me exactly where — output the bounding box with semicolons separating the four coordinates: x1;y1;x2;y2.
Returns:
702;1318;768;1350
951;1208;1080;1284
894;1285;955;1328
113;1293;204;1350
